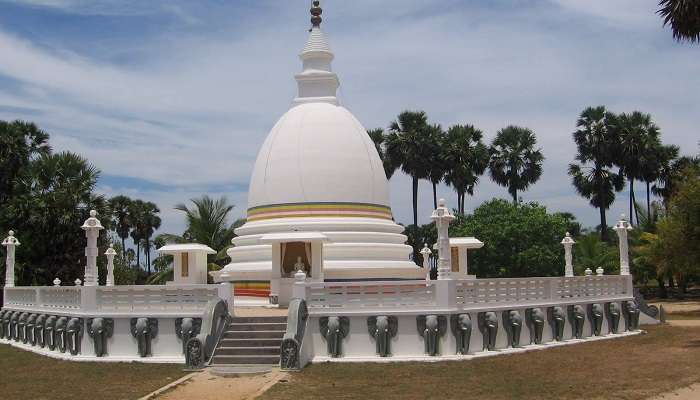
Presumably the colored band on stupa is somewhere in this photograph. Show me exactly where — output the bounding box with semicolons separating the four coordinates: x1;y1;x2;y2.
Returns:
247;202;394;221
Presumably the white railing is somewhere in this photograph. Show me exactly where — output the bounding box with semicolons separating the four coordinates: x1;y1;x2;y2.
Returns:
96;285;221;313
304;275;633;313
3;287;37;308
456;277;551;306
307;280;437;310
2;284;230;315
39;287;82;310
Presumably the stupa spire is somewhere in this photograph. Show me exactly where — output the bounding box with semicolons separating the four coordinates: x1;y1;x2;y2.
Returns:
294;0;339;105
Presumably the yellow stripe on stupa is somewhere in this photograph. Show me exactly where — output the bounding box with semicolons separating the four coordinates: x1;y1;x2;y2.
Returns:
247;202;393;221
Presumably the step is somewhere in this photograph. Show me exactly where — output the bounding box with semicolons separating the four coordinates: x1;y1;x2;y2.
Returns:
223;330;286;339
210;365;273;377
230;316;287;324
215;346;279;356
210;354;280;365
228;322;287;331
219;338;283;347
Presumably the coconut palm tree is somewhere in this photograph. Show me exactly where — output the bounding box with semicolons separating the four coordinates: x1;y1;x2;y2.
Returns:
385;111;432;226
488;126;544;204
108;195;132;260
568;106;625;241
658;0;700;43
443;124;489;214
425;124;446;209
615;111;661;225
160;195;237;257
367;128;397;179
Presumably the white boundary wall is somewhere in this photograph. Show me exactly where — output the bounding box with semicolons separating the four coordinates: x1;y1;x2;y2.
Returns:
1;283;232;363
290;275;654;365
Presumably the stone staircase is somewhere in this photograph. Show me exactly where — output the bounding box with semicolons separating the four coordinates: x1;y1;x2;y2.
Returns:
210;315;287;366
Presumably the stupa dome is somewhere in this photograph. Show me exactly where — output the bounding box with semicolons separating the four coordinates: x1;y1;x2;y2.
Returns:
247;102;391;219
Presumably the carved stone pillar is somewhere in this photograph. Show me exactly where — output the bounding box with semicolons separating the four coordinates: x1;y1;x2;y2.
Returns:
420;243;432;281
561;232;575;277
105;244;116;286
613;215;633;276
431;199;455;280
80;210;103;286
2;230;20;287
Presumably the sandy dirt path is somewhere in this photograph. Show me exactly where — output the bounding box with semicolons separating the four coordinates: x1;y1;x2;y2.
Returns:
153;369;288;400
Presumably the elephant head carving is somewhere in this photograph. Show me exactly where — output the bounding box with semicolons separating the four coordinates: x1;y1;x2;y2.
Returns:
26;314;38;345
66;318;83;355
607;303;621;333
35;314;47;347
18;312;29;343
478;311;499;351
0;310;6;339
504;310;523;348
570;305;585;339
131;318;158;357
590;304;604;336
175;318;202;355
526;308;545;344
550;306;566;341
55;316;69;353
367;316;397;357
87;318;114;357
45;315;57;350
624;301;640;331
9;311;20;341
320;316;350;358
417;315;447;356
450;314;472;355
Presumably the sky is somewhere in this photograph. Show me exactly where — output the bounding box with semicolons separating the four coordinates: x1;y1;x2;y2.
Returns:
0;0;698;238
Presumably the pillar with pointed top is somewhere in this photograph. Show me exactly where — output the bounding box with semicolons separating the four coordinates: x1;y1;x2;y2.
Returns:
2;230;20;288
420;243;432;281
561;232;575;277
105;244;117;286
614;214;633;276
81;210;104;286
431;199;455;280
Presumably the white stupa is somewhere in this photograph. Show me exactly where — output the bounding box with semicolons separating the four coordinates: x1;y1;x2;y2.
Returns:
212;2;423;303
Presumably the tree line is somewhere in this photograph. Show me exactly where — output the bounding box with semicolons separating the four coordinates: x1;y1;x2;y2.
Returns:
370;111;544;224
372;106;691;243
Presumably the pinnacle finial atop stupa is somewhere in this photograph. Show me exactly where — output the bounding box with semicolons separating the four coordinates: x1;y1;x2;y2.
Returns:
310;1;322;29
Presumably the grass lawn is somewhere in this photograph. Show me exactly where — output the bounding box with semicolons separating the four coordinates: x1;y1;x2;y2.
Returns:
261;325;700;400
0;344;187;400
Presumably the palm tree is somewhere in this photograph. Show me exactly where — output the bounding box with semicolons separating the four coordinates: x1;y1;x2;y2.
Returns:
128;199;145;269
653;155;700;208
108;195;132;260
658;0;700;43
162;195;237;255
139;201;161;274
488;126;544;204
615;111;661;225
385;111;432;225
367;128;397;179
0;120;51;206
443;124;489;214
568;106;625;241
641;144;678;218
425;124;446;209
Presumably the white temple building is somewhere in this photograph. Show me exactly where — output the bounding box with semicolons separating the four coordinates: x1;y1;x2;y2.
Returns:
211;5;424;303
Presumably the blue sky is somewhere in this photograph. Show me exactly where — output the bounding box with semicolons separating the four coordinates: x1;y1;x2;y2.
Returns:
0;0;698;237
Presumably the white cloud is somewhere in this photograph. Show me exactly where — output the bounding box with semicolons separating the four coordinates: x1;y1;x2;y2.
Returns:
0;0;697;233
